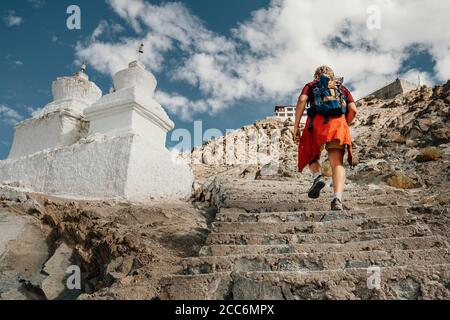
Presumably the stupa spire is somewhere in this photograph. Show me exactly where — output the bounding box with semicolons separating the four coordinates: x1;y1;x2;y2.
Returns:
138;43;144;62
80;62;87;73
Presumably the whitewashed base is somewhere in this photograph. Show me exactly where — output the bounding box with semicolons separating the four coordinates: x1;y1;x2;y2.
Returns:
0;134;193;202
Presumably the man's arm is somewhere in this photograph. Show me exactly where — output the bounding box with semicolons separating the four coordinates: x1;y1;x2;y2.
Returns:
294;94;308;144
346;102;357;124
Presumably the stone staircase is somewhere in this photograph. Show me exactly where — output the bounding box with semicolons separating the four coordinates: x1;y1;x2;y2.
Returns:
161;178;450;300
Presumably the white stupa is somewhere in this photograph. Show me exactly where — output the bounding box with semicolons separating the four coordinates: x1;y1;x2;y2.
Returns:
0;60;193;201
9;68;102;159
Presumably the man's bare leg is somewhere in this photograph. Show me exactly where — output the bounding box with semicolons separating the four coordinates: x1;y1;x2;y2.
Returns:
307;160;326;199
328;148;346;210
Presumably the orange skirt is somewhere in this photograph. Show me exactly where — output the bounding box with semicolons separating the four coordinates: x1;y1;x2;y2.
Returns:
297;114;353;173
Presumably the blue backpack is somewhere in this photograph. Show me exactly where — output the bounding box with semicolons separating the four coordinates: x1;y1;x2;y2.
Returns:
307;74;347;131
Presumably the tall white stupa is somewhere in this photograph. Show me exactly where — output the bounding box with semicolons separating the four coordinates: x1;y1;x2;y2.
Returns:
0;59;193;201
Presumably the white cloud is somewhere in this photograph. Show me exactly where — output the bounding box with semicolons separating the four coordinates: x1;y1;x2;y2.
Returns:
90;20;124;42
401;69;434;87
26;106;43;117
14;60;23;66
76;0;232;76
3;11;24;27
91;21;108;42
51;35;67;46
0;105;23;125
28;0;45;8
155;91;208;121
76;0;450;118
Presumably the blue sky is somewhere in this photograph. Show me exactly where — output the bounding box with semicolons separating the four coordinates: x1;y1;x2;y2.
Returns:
0;0;448;159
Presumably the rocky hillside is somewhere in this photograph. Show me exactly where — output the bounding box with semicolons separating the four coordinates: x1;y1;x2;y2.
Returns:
350;82;449;195
189;116;300;203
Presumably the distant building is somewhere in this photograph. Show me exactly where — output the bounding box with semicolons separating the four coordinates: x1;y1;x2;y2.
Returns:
364;78;419;100
274;105;296;119
274;105;308;124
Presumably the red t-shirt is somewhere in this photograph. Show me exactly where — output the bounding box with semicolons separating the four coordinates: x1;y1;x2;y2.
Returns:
300;80;355;105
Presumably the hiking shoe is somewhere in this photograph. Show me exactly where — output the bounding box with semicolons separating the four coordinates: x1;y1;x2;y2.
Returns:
307;175;326;199
331;198;344;211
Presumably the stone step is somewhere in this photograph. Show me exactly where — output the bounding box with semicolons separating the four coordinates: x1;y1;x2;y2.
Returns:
206;224;432;245
221;189;395;200
161;264;450;300
216;179;399;192
212;216;420;235
216;206;409;223
221;188;403;201
220;195;410;212
183;248;450;275
221;191;406;200
220;180;406;197
222;184;372;191
199;236;449;256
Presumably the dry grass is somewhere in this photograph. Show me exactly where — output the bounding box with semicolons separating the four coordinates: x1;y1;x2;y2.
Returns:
416;147;444;162
386;172;417;189
437;193;450;206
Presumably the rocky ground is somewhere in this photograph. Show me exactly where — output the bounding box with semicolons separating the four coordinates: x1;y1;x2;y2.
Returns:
0;80;449;300
350;81;450;239
350;81;449;195
0;187;209;300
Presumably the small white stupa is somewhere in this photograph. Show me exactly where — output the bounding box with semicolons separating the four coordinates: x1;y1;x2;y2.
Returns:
9;67;102;159
0;58;193;202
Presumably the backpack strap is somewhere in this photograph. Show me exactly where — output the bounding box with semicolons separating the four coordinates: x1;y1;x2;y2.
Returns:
308;83;322;131
313;86;322;108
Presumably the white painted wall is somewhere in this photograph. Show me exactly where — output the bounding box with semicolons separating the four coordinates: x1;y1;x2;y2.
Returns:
8;110;88;159
0;135;131;198
0;134;192;201
125;134;193;200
